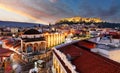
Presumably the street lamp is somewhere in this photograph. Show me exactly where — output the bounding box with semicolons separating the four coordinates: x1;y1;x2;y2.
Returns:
12;34;15;38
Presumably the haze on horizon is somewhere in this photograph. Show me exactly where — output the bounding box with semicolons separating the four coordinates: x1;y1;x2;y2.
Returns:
0;0;120;25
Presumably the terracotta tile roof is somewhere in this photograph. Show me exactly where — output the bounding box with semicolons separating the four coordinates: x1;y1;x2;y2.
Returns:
0;48;14;57
102;32;120;39
13;42;21;48
55;40;120;73
74;40;96;50
5;39;21;49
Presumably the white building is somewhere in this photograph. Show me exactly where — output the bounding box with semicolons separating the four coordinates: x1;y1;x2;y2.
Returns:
89;35;120;63
11;28;19;33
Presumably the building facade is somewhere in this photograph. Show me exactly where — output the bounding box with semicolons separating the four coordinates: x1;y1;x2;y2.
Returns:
44;33;65;49
20;29;46;56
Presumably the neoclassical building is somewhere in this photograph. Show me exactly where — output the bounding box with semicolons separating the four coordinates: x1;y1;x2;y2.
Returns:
2;28;66;63
2;29;65;55
20;29;65;55
44;32;65;49
20;29;46;56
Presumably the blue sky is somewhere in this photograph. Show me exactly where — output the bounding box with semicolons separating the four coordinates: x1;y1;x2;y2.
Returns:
0;0;120;24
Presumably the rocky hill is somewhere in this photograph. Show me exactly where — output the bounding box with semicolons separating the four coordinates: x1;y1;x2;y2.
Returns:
56;16;103;24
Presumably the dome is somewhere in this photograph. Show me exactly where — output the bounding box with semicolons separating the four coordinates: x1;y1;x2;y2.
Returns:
24;29;41;35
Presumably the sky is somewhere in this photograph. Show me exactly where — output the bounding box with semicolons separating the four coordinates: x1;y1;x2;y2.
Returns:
0;0;120;25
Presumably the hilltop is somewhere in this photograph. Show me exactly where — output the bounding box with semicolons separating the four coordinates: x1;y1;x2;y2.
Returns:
55;16;120;29
55;16;103;24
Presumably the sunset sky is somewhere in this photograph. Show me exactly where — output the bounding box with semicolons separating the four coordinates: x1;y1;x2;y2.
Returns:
0;0;120;25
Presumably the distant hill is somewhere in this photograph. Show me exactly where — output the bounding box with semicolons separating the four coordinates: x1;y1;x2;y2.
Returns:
98;22;120;28
55;16;120;29
0;21;44;27
55;16;103;24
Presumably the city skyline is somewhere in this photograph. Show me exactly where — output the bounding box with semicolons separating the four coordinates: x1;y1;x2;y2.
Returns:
0;0;120;25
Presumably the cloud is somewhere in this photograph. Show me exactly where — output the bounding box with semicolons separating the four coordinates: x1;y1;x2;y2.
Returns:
97;5;119;17
49;0;58;3
77;0;120;22
0;0;72;24
96;1;120;22
78;1;95;17
0;0;120;24
0;3;48;24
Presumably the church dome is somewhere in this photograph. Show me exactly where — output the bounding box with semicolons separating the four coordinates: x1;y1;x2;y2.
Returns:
24;29;41;35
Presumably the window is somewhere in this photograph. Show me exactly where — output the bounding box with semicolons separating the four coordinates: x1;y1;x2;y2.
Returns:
27;46;32;53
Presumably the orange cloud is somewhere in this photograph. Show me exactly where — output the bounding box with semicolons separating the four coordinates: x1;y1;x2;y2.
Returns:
0;4;48;24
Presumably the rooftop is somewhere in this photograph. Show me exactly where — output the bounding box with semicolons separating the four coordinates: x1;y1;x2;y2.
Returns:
22;37;45;42
55;40;120;73
89;35;120;44
4;38;21;50
96;44;120;51
0;48;14;57
24;29;41;35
